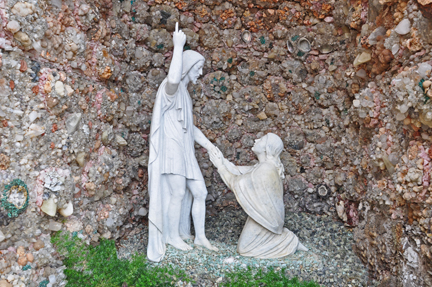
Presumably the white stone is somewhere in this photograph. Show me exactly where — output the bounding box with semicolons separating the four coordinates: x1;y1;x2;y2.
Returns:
368;27;386;45
405;246;419;268
49;275;57;284
66;113;82;134
209;133;308;258
115;135;127;146
0;230;5;242
353;52;371;67
15;134;23;142
336;200;347;222
28;111;40;123
106;218;114;227
65;84;74;96
78;4;90;15
58;201;73;217
223;257;235;264
395;19;411;35
54;81;65;97
353;100;360;107
76;152;86;167
25;124;45;138
138;207;148;216
41;197;57;216
399;104;409;114
356;69;367;79
392;44;400;56
418;63;432;78
6;21;20;33
11;2;34;17
48;220;62;231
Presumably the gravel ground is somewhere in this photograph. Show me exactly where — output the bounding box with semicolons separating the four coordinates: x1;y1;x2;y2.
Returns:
117;207;378;287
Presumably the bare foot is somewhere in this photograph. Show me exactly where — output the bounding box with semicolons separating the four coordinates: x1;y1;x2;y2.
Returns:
180;233;195;240
167;237;193;251
194;236;219;251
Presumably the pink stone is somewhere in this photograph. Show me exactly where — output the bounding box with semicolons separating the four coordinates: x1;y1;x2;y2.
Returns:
319;54;328;60
324;17;334;23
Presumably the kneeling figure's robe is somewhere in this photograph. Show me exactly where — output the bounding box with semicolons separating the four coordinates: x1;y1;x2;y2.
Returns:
218;161;302;259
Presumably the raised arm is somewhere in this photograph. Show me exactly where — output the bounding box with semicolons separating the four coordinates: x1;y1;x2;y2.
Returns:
165;22;186;95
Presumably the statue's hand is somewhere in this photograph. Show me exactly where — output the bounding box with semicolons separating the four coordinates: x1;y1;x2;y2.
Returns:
209;146;224;168
173;22;186;48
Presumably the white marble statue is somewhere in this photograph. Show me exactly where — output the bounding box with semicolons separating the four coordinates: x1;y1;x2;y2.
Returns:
209;133;308;259
147;23;218;262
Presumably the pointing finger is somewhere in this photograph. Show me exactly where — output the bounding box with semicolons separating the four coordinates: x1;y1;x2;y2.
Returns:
175;22;178;32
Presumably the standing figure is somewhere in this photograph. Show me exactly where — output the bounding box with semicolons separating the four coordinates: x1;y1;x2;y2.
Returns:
209;133;308;259
148;23;218;262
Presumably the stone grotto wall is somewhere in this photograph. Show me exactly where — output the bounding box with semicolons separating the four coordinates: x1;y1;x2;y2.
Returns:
1;0;432;285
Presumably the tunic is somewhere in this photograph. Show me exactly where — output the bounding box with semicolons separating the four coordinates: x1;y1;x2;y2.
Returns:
161;80;201;179
147;78;202;262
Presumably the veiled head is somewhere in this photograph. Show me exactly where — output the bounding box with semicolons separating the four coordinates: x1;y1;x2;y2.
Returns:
252;133;285;178
181;50;205;84
252;133;283;157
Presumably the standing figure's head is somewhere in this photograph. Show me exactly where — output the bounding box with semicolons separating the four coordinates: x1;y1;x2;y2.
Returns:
181;50;205;84
252;133;285;178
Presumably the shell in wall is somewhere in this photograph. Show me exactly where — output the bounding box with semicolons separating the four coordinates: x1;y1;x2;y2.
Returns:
287;40;295;53
241;30;252;43
297;37;311;53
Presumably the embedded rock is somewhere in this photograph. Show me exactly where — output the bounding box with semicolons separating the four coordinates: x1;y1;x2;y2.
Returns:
395;19;411;35
66;113;82;134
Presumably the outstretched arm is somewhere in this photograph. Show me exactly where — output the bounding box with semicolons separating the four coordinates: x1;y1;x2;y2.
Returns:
166;23;186;95
193;126;213;150
209;148;237;188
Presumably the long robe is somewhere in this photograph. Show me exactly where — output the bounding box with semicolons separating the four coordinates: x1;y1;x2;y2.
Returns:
147;78;202;262
219;160;302;259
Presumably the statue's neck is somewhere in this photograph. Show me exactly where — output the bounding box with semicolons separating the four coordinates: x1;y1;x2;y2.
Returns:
182;76;190;87
257;153;267;163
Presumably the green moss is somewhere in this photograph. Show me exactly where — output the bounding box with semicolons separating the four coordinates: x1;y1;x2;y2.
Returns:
52;232;320;287
221;266;320;287
51;231;191;287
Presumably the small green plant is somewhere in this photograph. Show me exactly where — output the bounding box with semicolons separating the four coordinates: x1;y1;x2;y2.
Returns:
221;266;320;287
51;231;191;287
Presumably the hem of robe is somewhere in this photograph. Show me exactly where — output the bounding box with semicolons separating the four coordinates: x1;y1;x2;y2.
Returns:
237;217;300;259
